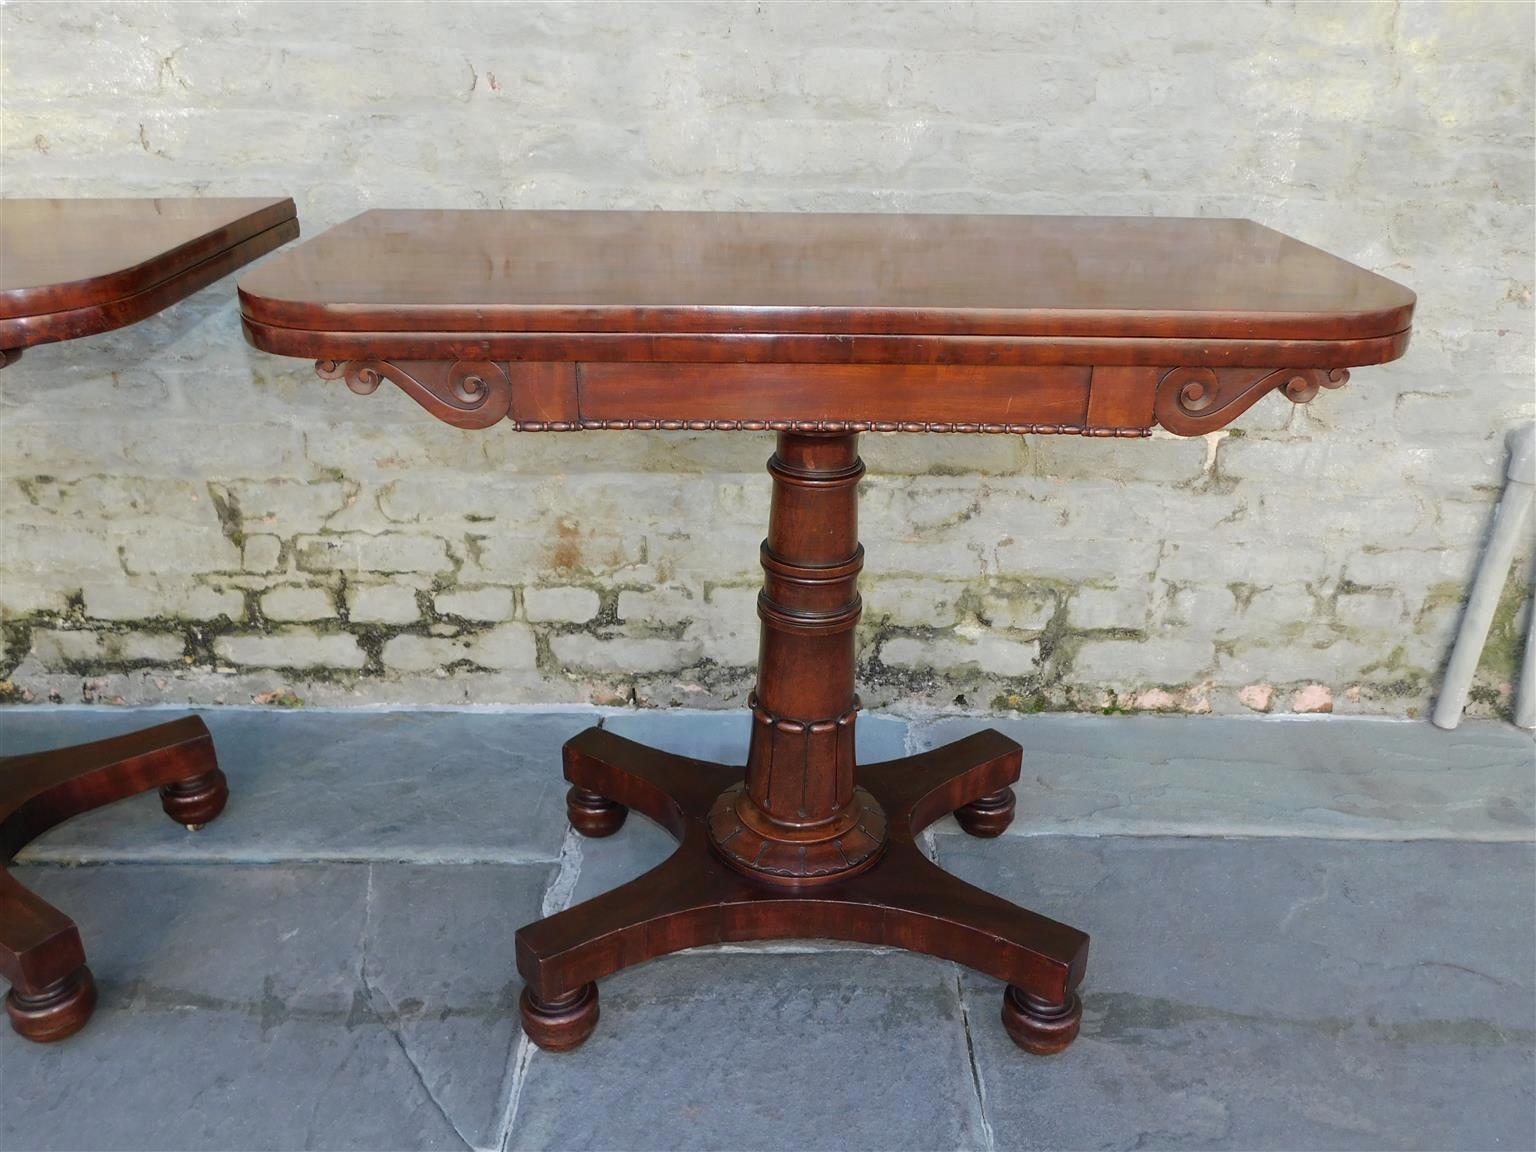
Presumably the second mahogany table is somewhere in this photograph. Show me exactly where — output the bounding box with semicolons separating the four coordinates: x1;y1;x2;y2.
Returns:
239;210;1414;1055
0;196;299;1042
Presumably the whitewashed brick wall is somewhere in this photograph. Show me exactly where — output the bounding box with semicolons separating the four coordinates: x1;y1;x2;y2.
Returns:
2;2;1532;718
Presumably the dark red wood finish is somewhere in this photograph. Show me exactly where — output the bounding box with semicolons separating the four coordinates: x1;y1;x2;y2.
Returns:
1;197;298;1041
239;209;1414;1055
1;198;298;351
240;210;1412;436
239;210;1413;342
0;717;227;1042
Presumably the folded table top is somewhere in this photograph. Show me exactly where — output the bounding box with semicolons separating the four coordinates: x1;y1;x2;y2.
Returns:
237;210;1414;437
1;197;298;349
240;210;1412;356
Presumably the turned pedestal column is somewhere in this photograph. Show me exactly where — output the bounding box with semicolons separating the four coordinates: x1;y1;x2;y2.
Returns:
514;432;1088;1054
237;206;1415;1060
708;433;885;884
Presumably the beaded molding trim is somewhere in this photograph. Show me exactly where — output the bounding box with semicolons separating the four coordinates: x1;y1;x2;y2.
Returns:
315;359;1157;436
548;419;1149;436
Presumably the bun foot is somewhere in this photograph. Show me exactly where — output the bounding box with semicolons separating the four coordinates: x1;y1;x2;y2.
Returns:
6;965;98;1043
1002;985;1081;1054
955;787;1016;837
566;787;627;838
159;768;229;830
520;983;599;1052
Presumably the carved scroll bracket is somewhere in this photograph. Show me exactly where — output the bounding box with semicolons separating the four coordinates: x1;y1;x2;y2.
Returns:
315;359;513;429
1154;366;1349;436
311;357;1349;437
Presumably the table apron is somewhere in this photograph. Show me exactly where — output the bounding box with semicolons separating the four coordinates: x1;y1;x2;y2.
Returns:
577;362;1107;430
293;354;1382;436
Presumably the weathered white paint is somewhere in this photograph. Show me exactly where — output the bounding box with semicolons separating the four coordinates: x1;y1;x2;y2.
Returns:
1;2;1531;718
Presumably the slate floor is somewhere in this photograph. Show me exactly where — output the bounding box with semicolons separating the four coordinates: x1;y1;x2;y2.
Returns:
0;707;1531;1152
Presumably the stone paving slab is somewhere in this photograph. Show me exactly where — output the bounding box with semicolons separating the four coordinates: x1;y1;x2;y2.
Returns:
3;709;1534;1151
918;714;1536;841
2;1009;468;1152
2;709;594;865
365;864;547;1149
0;861;551;1151
939;835;1536;1151
507;951;984;1152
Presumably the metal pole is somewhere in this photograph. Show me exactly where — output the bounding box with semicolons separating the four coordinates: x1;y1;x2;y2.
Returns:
1433;425;1535;730
1516;579;1535;730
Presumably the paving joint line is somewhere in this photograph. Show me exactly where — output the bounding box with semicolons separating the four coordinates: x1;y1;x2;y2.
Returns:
955;968;997;1152
495;795;589;1150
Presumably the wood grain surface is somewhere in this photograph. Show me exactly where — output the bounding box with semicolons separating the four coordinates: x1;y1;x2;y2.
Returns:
239;209;1414;343
240;210;1413;433
1;197;298;348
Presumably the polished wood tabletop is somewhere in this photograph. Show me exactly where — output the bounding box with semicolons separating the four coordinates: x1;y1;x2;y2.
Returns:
1;196;300;1044
240;209;1413;437
233;208;1417;1058
240;210;1413;342
1;197;299;350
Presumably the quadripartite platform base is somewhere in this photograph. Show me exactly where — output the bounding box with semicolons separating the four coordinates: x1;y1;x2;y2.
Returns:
515;726;1088;1055
0;716;229;1043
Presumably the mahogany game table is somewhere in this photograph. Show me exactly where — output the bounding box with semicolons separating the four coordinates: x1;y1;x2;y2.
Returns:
239;210;1414;1054
0;197;299;1041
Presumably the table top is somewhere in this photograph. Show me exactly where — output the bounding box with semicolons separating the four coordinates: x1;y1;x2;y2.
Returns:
240;210;1413;348
237;210;1414;437
1;197;299;350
